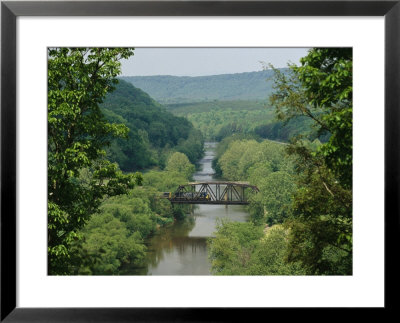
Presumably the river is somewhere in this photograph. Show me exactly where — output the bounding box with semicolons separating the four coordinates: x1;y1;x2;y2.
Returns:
129;142;250;275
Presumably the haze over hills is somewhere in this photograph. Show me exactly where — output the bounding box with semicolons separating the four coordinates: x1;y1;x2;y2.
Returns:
120;69;285;104
117;68;323;143
100;79;203;171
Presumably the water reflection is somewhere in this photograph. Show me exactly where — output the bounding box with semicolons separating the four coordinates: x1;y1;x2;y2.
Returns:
128;142;249;275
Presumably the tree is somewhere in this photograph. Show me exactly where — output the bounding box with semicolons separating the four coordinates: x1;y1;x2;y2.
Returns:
269;48;353;274
72;213;146;275
247;225;306;275
270;48;352;188
48;48;142;274
207;220;263;275
218;140;259;180
258;171;296;226
165;152;195;180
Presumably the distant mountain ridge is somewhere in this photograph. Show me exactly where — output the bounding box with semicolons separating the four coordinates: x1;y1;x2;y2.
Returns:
120;69;285;104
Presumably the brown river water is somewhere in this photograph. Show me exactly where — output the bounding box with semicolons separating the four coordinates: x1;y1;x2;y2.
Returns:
125;142;250;275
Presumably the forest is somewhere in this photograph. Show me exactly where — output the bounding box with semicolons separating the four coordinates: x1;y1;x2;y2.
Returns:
101;79;203;171
166;100;330;142
208;48;353;275
48;47;352;276
121;69;277;104
48;48;199;275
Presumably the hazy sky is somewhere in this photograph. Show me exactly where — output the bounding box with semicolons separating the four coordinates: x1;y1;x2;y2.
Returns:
120;47;310;77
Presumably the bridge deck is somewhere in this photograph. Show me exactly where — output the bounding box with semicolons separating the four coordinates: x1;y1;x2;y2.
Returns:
165;181;259;205
187;181;258;190
168;200;249;205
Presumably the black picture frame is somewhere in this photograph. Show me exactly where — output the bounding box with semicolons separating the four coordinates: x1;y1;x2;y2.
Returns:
1;0;398;321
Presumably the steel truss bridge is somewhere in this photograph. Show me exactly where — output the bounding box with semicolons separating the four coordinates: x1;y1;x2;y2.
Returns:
166;181;259;205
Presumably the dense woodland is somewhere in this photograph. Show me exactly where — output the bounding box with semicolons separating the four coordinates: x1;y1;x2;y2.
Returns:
121;70;277;104
48;47;352;276
48;48;197;274
69;152;194;275
166;100;329;142
209;48;353;275
101;79;203;171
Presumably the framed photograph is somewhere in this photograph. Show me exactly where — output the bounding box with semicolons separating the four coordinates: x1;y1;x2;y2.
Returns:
1;0;398;321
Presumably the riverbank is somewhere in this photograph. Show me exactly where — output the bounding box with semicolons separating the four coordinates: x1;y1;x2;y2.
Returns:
130;142;250;275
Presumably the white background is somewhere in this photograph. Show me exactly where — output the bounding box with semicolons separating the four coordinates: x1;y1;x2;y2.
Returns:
17;17;384;307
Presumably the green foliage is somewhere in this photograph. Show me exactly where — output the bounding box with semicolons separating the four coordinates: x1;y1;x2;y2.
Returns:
171;101;274;141
253;116;330;143
269;48;353;275
165;152;196;180
142;168;193;220
218;140;259;180
283;148;352;274
167;99;319;142
295;48;352;188
99;196;157;238
215;137;293;181
47;47;142;275
211;48;353;277
208;221;305;275
252;171;296;226
129;186;175;225
295;48;352;108
72;213;146;275
270;48;352;189
246;225;306;275
69;169;194;275
213;136;295;225
214;133;262;159
174;128;204;164
207;220;263;275
143;170;189;192
122;70;277;104
101;79;204;170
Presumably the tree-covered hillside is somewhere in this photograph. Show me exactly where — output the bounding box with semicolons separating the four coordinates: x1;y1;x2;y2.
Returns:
209;48;353;276
100;79;203;171
121;70;282;104
122;69;322;143
165;100;329;143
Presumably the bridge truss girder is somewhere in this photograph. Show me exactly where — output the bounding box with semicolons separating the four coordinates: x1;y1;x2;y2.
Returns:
169;182;259;205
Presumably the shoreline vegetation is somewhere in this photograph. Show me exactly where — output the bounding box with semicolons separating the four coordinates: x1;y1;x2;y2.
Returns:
208;49;352;275
48;47;352;276
70;151;197;275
